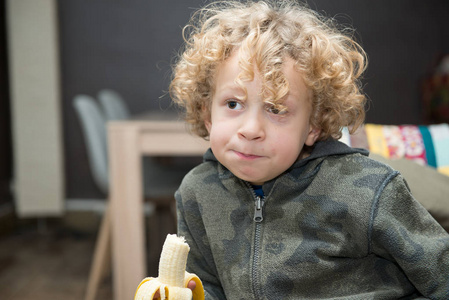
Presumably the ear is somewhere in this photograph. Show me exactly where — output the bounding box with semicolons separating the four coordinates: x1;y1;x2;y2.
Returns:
203;105;212;133
305;126;320;146
205;118;212;133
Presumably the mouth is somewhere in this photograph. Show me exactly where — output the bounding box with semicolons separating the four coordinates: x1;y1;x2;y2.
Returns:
233;150;263;160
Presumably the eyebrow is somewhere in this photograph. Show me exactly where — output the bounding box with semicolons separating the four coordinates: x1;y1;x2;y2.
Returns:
214;83;246;98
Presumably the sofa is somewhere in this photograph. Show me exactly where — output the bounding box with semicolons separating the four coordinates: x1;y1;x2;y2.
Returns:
340;123;449;232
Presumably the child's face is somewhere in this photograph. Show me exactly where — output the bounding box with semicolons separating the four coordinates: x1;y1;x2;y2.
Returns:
205;52;320;185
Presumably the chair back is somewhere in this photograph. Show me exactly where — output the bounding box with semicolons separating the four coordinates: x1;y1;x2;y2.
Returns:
98;89;130;121
73;95;109;194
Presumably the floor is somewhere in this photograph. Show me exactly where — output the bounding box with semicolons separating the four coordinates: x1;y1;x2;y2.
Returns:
0;207;176;300
0;217;112;300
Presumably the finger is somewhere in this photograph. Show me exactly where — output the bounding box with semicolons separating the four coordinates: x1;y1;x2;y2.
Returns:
187;280;197;291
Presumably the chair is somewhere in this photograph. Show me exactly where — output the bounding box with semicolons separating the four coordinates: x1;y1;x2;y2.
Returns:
97;89;130;121
73;95;109;194
96;89;193;198
73;94;191;300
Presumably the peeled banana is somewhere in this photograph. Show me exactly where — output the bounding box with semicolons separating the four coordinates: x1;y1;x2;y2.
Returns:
134;234;205;300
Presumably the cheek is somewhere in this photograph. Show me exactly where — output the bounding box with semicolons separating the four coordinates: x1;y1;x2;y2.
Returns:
208;122;230;147
272;132;303;158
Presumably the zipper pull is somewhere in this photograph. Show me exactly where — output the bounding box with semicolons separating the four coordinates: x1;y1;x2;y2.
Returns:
254;196;264;222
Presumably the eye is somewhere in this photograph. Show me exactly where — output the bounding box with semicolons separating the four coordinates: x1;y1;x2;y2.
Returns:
226;100;243;110
266;103;287;115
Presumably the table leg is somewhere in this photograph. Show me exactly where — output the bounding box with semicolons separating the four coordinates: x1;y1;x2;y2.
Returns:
109;124;146;300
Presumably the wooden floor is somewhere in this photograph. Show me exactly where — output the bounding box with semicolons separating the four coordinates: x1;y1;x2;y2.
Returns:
0;208;176;300
0;218;113;300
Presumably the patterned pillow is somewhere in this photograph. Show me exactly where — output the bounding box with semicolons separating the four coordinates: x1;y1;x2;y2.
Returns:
341;124;449;177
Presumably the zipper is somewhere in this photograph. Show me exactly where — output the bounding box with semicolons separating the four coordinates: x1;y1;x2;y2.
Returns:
248;183;265;300
253;217;263;300
254;196;264;222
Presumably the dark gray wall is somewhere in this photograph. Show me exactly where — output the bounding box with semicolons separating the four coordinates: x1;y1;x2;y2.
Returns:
59;0;208;198
310;0;449;124
58;0;449;199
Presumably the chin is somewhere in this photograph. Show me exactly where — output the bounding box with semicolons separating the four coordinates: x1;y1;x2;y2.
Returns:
237;173;265;185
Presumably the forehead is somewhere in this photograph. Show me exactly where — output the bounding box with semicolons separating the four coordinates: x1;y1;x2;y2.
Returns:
213;51;245;93
214;50;309;102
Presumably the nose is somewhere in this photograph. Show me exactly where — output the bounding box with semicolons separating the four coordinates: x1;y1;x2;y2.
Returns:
238;111;265;141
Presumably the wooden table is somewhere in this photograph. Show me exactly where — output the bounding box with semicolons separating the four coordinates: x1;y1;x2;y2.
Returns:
108;120;209;300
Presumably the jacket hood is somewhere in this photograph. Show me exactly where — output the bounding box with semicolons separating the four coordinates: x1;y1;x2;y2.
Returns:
292;139;369;168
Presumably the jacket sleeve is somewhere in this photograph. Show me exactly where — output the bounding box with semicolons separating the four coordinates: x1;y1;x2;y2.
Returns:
370;172;449;299
175;188;226;300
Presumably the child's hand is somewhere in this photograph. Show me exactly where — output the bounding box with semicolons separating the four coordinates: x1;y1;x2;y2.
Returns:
151;280;197;299
187;279;197;291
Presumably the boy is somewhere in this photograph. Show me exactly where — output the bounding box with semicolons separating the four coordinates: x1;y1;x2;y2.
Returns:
169;1;449;299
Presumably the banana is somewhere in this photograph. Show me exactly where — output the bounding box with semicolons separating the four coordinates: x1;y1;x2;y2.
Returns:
134;234;205;300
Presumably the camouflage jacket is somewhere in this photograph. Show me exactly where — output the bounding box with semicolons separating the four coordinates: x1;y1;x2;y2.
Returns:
175;139;449;299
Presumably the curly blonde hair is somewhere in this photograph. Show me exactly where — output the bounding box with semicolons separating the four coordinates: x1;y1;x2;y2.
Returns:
169;0;367;140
